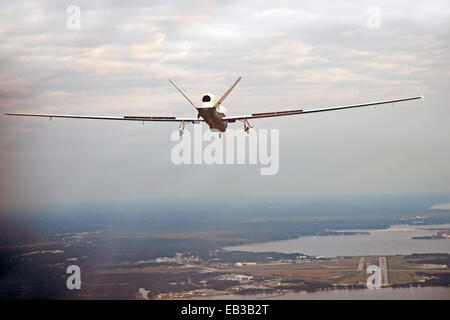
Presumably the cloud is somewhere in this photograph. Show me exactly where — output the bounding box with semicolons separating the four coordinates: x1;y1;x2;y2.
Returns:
1;0;450;208
430;203;450;210
252;8;298;18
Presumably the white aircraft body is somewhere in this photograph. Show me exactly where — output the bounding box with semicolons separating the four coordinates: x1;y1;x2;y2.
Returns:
5;77;422;135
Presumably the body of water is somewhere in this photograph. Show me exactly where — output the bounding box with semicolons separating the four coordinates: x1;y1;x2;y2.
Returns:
201;286;450;300
225;224;450;257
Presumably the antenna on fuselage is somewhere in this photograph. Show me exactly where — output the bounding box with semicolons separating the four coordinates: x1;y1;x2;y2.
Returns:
168;79;198;110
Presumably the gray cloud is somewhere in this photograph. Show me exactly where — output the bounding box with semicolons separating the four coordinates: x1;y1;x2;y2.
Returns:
1;0;449;208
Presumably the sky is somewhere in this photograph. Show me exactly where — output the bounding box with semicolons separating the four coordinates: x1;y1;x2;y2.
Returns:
0;0;449;209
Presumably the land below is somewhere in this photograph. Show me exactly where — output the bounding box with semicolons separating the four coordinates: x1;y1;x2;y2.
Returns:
1;197;450;299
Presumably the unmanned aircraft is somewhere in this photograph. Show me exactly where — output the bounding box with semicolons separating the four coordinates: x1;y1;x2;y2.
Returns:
5;76;423;135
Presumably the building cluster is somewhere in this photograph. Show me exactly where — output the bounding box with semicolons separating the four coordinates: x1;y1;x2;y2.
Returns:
217;274;254;282
150;253;201;264
437;231;450;238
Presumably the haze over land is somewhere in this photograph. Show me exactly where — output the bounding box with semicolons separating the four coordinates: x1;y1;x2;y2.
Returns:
1;195;450;299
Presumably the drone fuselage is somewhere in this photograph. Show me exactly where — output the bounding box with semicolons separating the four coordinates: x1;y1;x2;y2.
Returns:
197;107;228;132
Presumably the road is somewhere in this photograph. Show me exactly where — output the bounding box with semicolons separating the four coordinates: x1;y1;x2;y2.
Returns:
379;256;389;286
357;257;365;271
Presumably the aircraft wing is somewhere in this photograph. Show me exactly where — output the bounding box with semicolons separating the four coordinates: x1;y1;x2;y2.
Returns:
4;113;203;122
223;96;423;121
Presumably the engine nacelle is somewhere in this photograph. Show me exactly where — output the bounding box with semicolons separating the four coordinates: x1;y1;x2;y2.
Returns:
201;93;216;108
